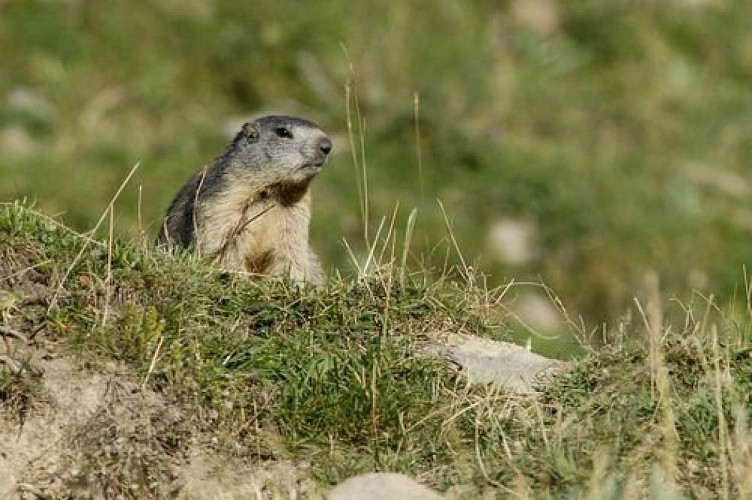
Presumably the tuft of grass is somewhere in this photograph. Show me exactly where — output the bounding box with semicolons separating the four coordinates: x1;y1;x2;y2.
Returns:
0;367;44;425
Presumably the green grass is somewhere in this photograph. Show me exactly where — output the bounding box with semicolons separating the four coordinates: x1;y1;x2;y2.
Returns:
2;1;752;323
1;202;751;497
2;2;752;495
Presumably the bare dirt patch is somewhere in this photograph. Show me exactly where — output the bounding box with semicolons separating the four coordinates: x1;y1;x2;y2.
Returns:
1;354;320;499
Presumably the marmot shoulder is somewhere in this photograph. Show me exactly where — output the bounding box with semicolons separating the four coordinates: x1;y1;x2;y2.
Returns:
157;115;333;284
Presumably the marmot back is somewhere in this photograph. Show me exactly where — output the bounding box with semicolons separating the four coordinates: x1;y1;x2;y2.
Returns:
157;115;333;284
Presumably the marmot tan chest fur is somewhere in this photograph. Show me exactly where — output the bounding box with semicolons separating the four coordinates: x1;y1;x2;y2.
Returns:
157;115;333;284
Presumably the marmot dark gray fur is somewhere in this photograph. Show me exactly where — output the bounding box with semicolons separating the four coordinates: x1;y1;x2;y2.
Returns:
157;115;332;284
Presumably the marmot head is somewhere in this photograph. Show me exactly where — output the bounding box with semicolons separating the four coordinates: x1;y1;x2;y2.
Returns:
231;115;333;186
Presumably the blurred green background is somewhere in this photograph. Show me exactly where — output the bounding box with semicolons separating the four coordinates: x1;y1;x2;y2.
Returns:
2;0;752;327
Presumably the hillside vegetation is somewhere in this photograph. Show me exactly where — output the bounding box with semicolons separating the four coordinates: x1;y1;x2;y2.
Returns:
2;1;752;496
1;203;751;497
2;0;751;322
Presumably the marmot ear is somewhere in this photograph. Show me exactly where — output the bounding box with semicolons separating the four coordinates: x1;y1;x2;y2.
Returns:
241;122;259;141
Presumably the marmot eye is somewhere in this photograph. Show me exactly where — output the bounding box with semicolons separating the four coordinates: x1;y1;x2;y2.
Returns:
275;126;293;138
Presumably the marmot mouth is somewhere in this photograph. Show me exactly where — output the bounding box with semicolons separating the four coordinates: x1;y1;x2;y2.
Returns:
292;163;323;181
299;161;326;171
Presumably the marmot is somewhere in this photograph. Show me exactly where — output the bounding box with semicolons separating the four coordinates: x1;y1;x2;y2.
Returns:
157;115;333;284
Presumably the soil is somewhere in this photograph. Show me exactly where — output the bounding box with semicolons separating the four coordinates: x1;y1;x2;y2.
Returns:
0;353;319;499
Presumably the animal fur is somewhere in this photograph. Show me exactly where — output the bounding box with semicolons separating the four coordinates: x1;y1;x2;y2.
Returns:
157;115;332;284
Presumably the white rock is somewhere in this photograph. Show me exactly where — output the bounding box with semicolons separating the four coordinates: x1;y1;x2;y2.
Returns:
327;472;443;500
486;218;538;266
510;293;561;333
8;87;52;117
424;333;569;393
0;125;35;159
511;0;560;36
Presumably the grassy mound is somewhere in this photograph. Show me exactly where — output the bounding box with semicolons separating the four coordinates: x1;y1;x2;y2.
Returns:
1;201;750;497
3;1;752;321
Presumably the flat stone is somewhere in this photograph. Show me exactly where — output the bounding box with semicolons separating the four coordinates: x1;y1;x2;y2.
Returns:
327;472;442;500
424;333;570;393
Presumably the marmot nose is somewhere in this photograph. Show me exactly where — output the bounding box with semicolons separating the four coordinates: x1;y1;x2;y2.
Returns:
318;137;332;156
